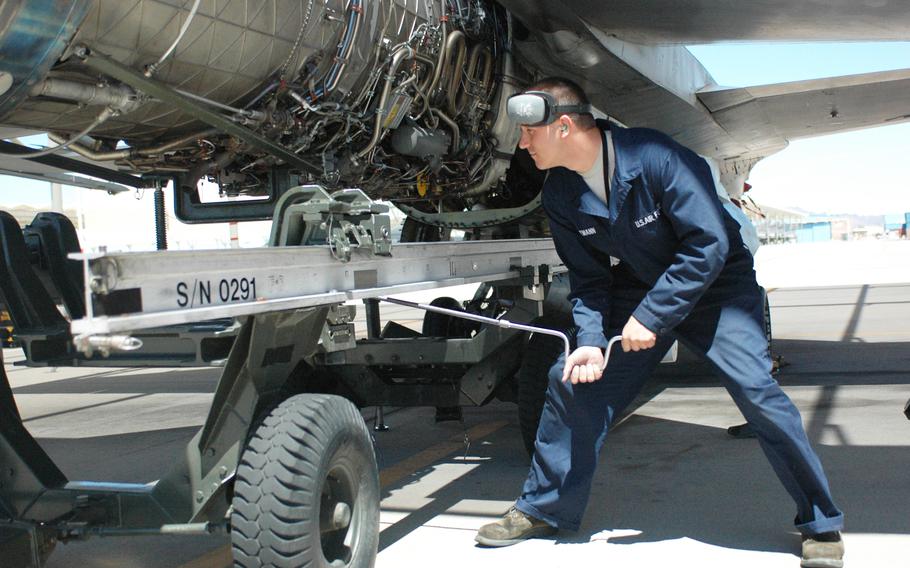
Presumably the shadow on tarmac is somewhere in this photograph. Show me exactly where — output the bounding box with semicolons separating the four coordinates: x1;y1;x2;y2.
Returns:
377;334;910;557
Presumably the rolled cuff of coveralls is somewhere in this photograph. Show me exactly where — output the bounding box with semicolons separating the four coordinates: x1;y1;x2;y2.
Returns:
630;304;670;336
576;331;610;349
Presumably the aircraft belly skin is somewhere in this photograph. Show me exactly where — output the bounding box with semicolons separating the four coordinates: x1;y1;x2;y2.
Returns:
0;0;907;208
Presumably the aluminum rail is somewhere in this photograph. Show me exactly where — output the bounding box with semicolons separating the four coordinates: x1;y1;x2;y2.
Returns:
71;239;565;336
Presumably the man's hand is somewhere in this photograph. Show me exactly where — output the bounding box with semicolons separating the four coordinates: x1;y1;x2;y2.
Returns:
562;346;606;384
621;316;657;352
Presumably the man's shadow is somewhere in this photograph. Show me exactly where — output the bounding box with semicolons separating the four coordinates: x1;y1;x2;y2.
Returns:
553;412;909;554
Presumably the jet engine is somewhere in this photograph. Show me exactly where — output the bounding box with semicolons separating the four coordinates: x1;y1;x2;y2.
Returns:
0;0;535;224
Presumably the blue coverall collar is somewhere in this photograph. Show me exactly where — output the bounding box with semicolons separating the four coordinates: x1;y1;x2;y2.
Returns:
578;191;610;218
575;121;632;221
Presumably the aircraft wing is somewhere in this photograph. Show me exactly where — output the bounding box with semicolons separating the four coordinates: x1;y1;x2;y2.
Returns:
697;69;910;158
498;0;910;193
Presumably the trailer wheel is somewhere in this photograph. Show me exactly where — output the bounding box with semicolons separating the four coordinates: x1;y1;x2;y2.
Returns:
231;394;379;568
400;217;451;243
422;297;473;421
421;297;472;338
517;322;576;458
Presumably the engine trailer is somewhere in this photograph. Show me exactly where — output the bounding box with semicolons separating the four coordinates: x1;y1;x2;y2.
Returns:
0;187;574;568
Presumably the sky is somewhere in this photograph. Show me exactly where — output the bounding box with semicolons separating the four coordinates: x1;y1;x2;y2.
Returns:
1;41;909;250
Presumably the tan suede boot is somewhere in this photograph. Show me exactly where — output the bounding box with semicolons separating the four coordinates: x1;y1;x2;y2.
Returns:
475;506;557;547
801;531;844;568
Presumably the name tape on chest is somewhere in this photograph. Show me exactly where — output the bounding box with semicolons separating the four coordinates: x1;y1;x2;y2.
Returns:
633;206;662;229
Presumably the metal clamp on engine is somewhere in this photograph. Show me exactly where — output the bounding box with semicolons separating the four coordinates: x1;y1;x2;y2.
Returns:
269;185;393;261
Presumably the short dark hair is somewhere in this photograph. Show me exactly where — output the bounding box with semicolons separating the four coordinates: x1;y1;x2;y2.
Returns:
525;77;597;130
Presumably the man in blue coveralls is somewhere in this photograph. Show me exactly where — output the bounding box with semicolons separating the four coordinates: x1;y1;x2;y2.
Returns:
474;78;845;568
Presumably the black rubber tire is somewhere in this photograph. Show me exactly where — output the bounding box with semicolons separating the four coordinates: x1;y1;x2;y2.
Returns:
231;394;379;568
517;323;576;458
422;297;472;421
421;297;472;338
400;217;451;243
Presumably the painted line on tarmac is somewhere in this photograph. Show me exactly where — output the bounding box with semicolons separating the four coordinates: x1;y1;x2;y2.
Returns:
177;545;232;568
178;419;509;568
22;393;151;422
379;420;508;488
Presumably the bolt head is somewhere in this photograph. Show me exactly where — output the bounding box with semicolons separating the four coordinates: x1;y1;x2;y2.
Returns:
333;502;352;529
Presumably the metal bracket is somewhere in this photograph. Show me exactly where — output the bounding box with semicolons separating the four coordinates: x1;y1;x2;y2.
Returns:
269;185;392;261
327;189;393;261
320;305;357;353
515;263;552;300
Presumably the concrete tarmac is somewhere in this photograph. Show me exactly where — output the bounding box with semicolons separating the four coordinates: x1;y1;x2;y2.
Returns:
3;240;910;567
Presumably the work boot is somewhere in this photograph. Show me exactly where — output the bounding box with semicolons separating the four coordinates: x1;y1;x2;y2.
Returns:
475;506;557;547
726;422;756;438
801;531;844;568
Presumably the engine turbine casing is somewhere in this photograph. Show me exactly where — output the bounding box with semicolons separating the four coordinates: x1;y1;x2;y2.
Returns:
0;0;428;142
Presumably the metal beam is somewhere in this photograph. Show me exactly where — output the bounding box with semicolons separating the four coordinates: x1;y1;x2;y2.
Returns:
75;47;320;174
0;168;131;194
71;239;564;335
0;140;145;187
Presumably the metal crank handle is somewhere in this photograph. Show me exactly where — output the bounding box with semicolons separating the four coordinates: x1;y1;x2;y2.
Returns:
377;296;623;373
377;296;574;360
600;335;623;372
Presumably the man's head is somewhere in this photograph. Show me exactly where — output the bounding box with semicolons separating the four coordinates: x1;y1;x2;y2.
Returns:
509;77;598;171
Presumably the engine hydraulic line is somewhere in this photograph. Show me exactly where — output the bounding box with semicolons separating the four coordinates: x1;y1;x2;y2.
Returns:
145;0;202;77
0;107;116;158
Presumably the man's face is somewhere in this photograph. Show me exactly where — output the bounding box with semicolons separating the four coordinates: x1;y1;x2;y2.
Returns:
518;122;561;170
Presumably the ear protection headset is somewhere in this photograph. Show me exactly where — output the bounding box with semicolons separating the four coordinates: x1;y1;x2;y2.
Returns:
506;91;592;126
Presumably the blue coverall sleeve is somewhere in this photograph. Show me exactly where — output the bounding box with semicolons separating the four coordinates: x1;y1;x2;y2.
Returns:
631;145;729;334
544;196;612;349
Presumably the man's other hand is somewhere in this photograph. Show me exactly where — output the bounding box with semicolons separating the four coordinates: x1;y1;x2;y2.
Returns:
562;346;606;384
621;316;657;352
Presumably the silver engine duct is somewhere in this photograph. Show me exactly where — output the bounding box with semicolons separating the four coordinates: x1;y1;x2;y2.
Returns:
0;0;529;215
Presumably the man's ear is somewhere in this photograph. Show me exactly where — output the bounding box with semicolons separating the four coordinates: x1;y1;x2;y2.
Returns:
558;116;571;136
